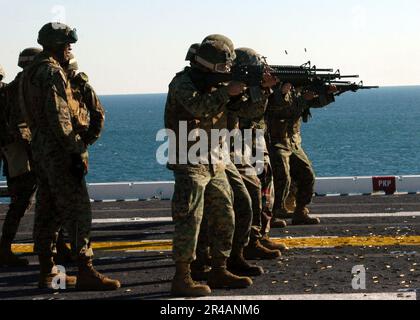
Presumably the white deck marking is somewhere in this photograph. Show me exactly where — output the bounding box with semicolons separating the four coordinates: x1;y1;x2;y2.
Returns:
92;217;172;224
171;292;418;301
312;212;420;218
91;211;420;224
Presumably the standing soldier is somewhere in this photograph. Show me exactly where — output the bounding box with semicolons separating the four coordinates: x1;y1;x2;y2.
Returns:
0;49;76;267
266;84;336;226
190;44;282;283
229;48;289;253
57;53;106;259
20;22;120;291
165;36;253;297
0;49;40;267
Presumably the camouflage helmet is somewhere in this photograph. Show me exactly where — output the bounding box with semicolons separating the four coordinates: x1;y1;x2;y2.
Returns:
185;43;200;62
37;22;78;47
0;64;5;79
234;47;263;67
195;36;235;73
202;34;235;58
18;47;42;69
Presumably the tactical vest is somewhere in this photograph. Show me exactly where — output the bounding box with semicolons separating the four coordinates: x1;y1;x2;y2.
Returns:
20;53;86;158
21;55;89;138
67;78;90;134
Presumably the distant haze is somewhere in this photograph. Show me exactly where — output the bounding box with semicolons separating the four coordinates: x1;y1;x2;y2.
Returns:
1;0;419;94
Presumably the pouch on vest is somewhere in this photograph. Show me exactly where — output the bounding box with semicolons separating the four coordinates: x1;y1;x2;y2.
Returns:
1;140;31;178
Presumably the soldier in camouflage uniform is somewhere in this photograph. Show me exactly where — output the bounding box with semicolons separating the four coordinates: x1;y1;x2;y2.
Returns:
20;22;120;291
229;48;289;253
166;36;255;297
188;45;283;284
0;49;40;267
51;54;106;263
266;83;336;225
0;49;77;267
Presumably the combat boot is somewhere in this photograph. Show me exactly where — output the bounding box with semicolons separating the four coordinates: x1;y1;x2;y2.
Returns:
260;236;289;253
285;195;297;213
0;242;29;267
208;258;253;289
55;236;74;265
274;208;294;220
191;253;212;282
38;255;77;289
76;257;121;291
171;263;211;297
227;248;264;277
244;240;281;260
270;218;287;228
292;207;320;225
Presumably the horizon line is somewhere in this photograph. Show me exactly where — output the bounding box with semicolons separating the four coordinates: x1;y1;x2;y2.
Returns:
98;84;420;97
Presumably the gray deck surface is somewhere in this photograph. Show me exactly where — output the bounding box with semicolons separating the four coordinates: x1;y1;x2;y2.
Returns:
0;194;419;300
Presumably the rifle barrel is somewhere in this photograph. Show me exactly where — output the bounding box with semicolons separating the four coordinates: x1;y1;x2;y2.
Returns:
270;65;334;72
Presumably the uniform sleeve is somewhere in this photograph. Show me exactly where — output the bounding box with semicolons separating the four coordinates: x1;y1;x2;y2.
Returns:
83;83;105;145
310;92;335;109
173;75;231;119
43;68;85;154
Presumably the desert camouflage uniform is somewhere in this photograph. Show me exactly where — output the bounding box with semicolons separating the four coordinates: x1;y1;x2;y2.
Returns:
0;74;37;248
20;52;92;258
197;160;253;257
195;88;272;258
266;87;334;213
229;91;272;243
50;71;105;253
165;67;235;264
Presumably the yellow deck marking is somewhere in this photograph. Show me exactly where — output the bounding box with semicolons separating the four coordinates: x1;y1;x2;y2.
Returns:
11;236;420;254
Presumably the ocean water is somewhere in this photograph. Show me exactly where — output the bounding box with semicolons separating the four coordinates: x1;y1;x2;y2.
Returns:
87;86;420;183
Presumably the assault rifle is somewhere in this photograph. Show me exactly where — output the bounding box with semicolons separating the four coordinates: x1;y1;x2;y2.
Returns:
331;81;379;96
203;61;361;102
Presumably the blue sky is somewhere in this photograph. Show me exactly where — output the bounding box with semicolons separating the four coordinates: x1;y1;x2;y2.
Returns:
1;0;419;94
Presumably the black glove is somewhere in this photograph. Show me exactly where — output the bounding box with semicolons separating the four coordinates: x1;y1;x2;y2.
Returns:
70;154;86;182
